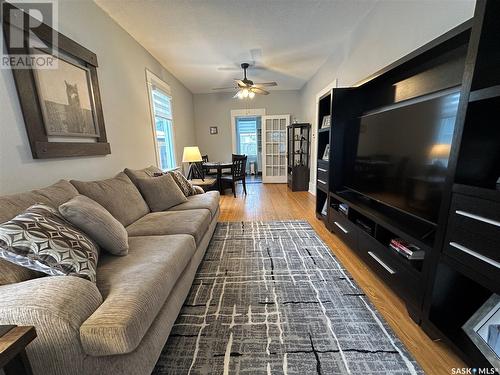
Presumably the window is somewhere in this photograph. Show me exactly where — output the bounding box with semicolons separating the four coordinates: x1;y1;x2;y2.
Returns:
147;70;176;170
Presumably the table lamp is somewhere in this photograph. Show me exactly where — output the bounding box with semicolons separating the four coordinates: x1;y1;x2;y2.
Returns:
182;146;203;180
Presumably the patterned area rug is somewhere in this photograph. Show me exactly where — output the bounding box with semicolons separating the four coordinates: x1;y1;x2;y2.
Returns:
153;221;422;375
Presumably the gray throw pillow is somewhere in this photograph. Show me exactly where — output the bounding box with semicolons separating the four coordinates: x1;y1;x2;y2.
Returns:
0;204;99;282
59;195;129;256
124;165;163;187
136;174;188;212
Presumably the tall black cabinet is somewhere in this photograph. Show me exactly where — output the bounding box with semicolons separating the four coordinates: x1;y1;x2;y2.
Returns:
287;123;311;191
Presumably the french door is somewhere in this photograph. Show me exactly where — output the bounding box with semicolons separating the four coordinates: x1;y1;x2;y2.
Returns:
262;115;289;183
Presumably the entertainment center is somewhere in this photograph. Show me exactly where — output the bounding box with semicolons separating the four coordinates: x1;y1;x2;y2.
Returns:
316;0;499;370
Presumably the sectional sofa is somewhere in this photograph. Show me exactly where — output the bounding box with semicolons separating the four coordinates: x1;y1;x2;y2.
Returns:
0;166;220;374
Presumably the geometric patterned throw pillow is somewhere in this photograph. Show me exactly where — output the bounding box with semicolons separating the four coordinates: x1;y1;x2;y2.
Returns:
161;169;197;197
0;204;99;283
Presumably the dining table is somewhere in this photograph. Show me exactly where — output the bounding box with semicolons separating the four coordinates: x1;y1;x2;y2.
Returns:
202;161;233;193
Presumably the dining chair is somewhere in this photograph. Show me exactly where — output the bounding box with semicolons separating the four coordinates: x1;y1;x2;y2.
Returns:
221;154;247;197
202;154;217;176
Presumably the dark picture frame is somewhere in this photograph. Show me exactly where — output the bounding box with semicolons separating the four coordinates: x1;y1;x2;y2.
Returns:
463;294;500;368
2;3;110;159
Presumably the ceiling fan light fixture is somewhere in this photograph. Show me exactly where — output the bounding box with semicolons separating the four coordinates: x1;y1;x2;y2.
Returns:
248;91;255;99
242;88;249;98
237;90;245;99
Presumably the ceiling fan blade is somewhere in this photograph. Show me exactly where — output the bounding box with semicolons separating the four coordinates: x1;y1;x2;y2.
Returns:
212;86;237;91
235;79;248;87
251;87;269;95
253;82;278;87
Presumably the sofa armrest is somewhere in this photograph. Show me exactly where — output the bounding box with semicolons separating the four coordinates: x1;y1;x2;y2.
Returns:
0;276;103;374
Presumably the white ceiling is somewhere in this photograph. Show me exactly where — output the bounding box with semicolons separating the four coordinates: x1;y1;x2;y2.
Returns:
95;0;376;94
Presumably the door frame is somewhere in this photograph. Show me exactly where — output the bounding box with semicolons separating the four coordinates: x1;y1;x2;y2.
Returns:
262;114;290;184
230;108;266;154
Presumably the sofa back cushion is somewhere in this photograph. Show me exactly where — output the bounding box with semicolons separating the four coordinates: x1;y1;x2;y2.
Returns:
0;180;78;223
0;180;79;285
71;173;149;227
136;174;187;212
123;165;163;188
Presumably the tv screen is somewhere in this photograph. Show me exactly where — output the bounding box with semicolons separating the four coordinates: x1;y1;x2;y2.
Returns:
344;90;460;223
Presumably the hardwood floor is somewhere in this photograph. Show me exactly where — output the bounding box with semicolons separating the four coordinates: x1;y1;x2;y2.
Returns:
219;182;465;375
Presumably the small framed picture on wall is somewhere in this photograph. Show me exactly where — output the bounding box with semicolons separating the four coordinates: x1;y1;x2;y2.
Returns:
210;126;218;135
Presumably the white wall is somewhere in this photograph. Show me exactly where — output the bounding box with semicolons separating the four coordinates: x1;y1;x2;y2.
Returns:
0;0;195;194
300;0;476;193
193;90;302;163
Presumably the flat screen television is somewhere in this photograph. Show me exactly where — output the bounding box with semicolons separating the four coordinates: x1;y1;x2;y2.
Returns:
344;89;460;224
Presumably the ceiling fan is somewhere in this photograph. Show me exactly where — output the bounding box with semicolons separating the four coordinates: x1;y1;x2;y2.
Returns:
212;63;277;99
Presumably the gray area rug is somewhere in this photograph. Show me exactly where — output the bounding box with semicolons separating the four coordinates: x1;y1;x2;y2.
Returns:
153;221;423;374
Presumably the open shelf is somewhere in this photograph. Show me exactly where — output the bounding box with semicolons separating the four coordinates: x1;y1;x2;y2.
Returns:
334;190;435;249
455;96;500;190
469;84;500;102
330;193;426;274
428;259;495;368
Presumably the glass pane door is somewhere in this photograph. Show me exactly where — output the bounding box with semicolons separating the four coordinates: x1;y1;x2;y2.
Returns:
262;115;289;183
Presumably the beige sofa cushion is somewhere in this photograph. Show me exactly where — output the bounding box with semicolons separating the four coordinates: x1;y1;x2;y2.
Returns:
136;174;187;212
168;191;220;218
126;209;210;244
0;259;44;286
123;165;163;187
0;180;78;285
80;234;196;356
71;173;149;227
0;180;78;223
59;195;129;256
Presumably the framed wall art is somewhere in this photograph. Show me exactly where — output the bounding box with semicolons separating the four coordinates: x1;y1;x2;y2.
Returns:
2;2;110;159
463;294;500;368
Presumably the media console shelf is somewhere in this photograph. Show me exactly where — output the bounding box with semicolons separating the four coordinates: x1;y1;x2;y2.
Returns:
328;191;428;321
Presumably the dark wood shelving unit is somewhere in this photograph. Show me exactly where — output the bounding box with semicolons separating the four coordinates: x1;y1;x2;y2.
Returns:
313;0;499;369
314;19;472;325
287;123;311;192
421;2;500;370
315;91;332;221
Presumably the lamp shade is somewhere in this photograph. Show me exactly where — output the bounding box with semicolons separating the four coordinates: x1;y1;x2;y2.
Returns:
182;146;202;163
